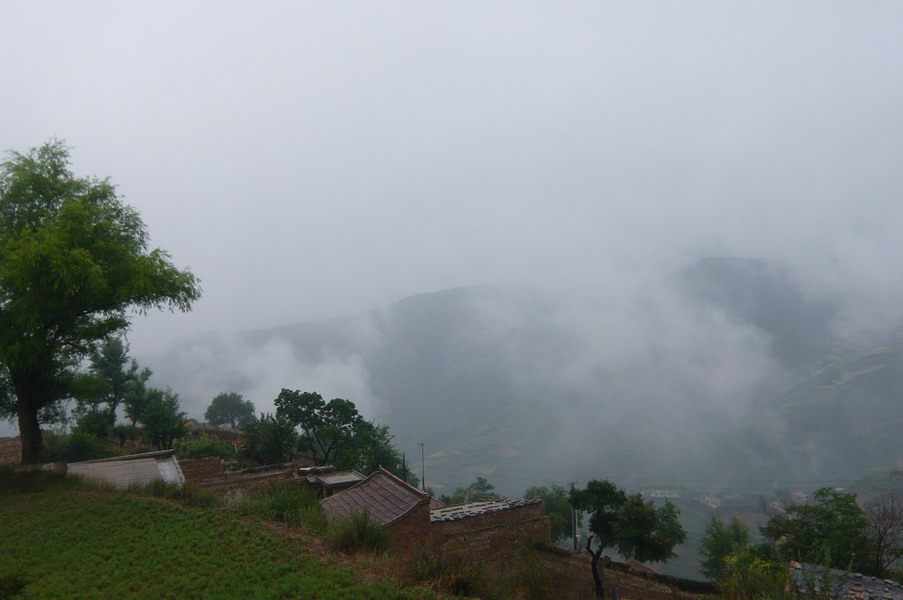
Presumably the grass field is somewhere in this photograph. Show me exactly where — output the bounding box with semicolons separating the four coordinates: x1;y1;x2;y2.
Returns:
0;476;431;600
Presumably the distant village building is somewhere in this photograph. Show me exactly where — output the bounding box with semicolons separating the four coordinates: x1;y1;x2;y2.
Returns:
68;449;184;489
646;489;680;499
298;466;365;497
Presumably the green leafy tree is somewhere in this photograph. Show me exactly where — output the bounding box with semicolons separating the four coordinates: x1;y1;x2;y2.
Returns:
443;476;501;505
138;388;187;450
241;412;296;465
761;487;868;571
570;480;687;599
274;389;364;466
71;337;146;436
698;516;751;581
525;484;583;545
336;420;413;481
0;141;200;463
204;392;255;429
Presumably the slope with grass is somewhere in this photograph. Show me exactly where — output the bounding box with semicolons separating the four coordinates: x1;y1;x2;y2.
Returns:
0;477;429;600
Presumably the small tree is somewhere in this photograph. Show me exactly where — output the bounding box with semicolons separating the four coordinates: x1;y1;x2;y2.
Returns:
864;494;903;577
525;484;583;545
138;388;187;450
761;487;868;571
71;337;146;435
444;476;501;505
274;389;364;466
204;392;255;429
698;516;751;581
570;480;686;599
241;413;296;465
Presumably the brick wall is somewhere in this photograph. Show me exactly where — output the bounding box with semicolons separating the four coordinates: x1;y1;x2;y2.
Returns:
432;502;551;565
389;501;435;556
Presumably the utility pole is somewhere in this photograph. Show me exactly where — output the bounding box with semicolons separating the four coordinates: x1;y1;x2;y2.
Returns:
420;443;426;492
571;482;578;550
402;453;407;482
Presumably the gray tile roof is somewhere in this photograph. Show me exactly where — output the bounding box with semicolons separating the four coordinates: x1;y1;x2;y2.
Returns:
790;562;903;600
430;498;542;522
320;467;430;525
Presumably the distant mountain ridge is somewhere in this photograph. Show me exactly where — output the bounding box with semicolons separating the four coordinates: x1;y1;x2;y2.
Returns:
150;258;903;495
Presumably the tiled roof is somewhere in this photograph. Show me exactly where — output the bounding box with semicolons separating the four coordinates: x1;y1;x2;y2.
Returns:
320;467;429;525
790;562;903;600
430;498;542;522
307;470;364;488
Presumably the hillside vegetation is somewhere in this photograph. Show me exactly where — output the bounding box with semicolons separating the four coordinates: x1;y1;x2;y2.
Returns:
0;474;427;600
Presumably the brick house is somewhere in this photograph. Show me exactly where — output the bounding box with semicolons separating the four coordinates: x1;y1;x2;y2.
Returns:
430;498;551;564
321;467;551;563
320;467;439;553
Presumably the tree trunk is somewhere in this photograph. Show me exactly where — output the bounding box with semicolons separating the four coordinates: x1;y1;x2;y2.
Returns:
586;535;606;599
16;396;43;465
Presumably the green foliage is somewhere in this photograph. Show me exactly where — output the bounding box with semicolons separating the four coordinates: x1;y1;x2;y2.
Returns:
0;466;100;496
525;484;582;544
72;410;114;439
275;389;364;466
0;572;27;600
41;431;122;463
174;433;237;459
230;482;327;532
570;479;686;599
720;546;788;600
698;516;751;581
443;476;501;504
762;487;869;571
71;337;147;432
0;484;420;599
241;412;297;465
131;480;221;509
204;392;255;429
570;479;687;563
0;141;200;463
325;509;393;554
137;388;187;450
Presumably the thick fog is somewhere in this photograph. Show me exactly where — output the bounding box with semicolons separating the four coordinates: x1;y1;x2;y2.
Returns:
3;2;903;488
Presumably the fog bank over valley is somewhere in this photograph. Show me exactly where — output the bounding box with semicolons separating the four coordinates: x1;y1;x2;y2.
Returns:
144;257;903;496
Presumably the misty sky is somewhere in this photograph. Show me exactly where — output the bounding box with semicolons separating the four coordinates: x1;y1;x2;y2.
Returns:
3;3;903;431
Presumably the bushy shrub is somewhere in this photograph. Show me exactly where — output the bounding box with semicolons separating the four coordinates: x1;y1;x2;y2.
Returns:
240;413;296;465
41;432;121;463
230;482;327;532
325;509;392;554
174;433;236;459
129;480;221;509
0;467;101;496
0;572;27;599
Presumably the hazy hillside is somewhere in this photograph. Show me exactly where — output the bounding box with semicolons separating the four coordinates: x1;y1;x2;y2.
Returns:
147;258;903;497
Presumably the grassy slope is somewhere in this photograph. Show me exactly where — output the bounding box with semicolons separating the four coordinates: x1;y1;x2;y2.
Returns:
0;487;422;600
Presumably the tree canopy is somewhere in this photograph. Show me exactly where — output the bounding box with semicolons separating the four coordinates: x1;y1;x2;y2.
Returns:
0;141;200;463
71;336;147;436
761;487;868;571
205;392;255;429
698;516;751;582
525;484;582;545
274;389;364;466
570;480;686;599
